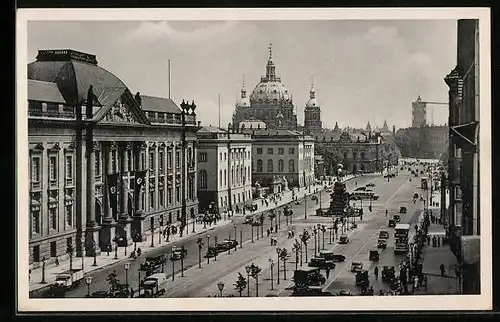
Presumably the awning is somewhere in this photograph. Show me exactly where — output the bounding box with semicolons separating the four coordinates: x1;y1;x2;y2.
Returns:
461;235;480;265
450;121;478;148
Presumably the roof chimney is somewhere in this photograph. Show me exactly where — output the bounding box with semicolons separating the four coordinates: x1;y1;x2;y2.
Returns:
135;92;142;108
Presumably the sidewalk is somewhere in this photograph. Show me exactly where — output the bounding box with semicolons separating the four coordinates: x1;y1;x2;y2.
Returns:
29;178;349;293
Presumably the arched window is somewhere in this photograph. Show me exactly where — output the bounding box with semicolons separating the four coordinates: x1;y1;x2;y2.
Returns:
224;169;227;186
257;159;263;172
199;170;207;188
231;167;235;184
267;159;273;172
361;151;366;159
288;160;295;172
278;159;284;172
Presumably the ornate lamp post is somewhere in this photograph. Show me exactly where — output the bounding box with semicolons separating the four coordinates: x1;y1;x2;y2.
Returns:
197;237;204;268
40;256;46;284
124;262;130;287
240;227;243;249
85;275;92;297
217;281;225;297
269;258;274;290
150;221;155;248
245;265;251;297
206;234;211;264
92;242;97;266
275;247;281;285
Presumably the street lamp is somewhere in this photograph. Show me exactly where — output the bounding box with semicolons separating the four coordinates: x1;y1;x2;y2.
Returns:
269;259;274;290
214;235;218;261
159;218;162;245
124;262;130;287
197;238;204;268
150;221;155;248
81;236;85;271
206;234;210;264
275;247;281;285
217;281;225;297
92;242;97;266
85;275;92;297
245;265;251;297
41;256;46;284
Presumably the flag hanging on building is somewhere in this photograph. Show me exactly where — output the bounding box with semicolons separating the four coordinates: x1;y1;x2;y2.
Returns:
134;170;148;208
107;173;119;217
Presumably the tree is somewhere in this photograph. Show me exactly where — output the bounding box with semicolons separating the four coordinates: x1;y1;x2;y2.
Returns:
315;144;345;176
106;271;129;298
394;130;412;157
234;272;247;297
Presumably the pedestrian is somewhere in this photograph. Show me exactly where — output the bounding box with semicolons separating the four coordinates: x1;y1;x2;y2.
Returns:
267;229;270;237
130;287;135;298
325;268;330;279
137;247;142;257
291;230;295;238
427;235;431;245
437;236;441;247
385;209;388;218
275;224;278;232
29;269;31;282
270;237;273;246
270;226;274;233
423;275;428;290
368;286;374;296
374;266;379;279
440;263;445;276
413;276;419;292
55;256;59;266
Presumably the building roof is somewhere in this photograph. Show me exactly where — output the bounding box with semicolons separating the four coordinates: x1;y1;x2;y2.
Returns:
140;95;182;114
198;126;227;134
28;49;127;106
251;129;303;137
27;79;66;104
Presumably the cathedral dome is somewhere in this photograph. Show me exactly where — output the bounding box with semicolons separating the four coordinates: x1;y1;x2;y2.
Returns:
250;80;291;103
249;44;292;104
237;96;250;107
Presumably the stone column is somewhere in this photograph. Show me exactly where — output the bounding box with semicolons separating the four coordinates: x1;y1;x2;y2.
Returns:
132;141;146;241
118;142;132;245
85;137;100;256
99;142;116;251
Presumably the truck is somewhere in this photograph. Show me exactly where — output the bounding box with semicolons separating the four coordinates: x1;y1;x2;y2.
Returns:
53;269;84;289
394;223;410;253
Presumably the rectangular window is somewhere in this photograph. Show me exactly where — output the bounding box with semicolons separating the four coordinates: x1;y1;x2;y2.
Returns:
224;152;227;161
168;188;172;204
175;150;180;169
66;204;73;227
149;151;155;171
50;207;57;230
224;169;227;186
159;189;165;206
175;186;180;202
111;150;117;173
32;157;40;182
95;151;101;176
167;150;173;169
149;192;155;209
32;210;40;234
220;153;222;161
257;148;262;155
49;156;57;181
159;150;165;172
199;152;207;163
219;170;223;186
140;152;146;170
65;155;73;179
289;148;295;155
267;148;273;155
50;241;57;257
278;148;284;155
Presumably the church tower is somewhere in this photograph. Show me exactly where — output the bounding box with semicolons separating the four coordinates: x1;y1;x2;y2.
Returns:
304;76;322;134
366;121;372;133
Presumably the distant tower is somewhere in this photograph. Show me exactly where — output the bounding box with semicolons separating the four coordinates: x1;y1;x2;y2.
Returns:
304;75;322;134
333;122;340;132
381;120;390;133
366;121;372;133
393;125;396;134
412;95;427;128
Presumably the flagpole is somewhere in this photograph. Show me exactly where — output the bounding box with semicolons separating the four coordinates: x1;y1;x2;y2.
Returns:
168;59;171;99
218;93;221;130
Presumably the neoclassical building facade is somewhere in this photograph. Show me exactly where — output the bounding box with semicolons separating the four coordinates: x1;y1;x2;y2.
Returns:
27;49;199;265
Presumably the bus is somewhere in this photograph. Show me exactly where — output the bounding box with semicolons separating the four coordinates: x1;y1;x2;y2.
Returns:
394;224;410;253
420;177;428;190
349;190;379;201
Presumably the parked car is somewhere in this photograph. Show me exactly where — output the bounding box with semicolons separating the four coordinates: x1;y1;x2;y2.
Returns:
366;182;376;187
307;257;336;270
377;239;387;249
378;230;390;240
339;234;349;244
218;239;238;251
244;214;253;224
319;250;345;262
369;250;380;261
204;246;218;258
295;200;303;205
350;261;363;272
170;246;187;261
355;270;369;287
354;186;367;191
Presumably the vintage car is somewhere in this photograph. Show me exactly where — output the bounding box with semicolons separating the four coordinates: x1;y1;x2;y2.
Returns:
388;219;396;228
217;239;238;251
339;234;349;244
393;214;401;223
311;195;318;201
336;289;352;296
369;250;380;261
399;206;407;214
366;182;376;187
293;267;326;287
377;238;387;248
294;199;303;205
355;270;369;287
140;254;167;274
307;257;336;270
244;214;253;224
204;246;218;258
354;186;367;191
381;266;396;282
319;250;346;262
350;261;363;273
379;230;390;240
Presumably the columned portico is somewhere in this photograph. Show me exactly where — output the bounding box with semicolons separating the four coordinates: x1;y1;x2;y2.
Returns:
117;142;132;245
85;132;101;256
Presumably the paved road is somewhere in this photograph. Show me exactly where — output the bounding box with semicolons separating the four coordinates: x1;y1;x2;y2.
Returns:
62;180;346;297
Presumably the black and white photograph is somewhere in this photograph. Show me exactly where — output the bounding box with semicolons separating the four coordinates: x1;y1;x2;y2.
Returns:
16;8;491;312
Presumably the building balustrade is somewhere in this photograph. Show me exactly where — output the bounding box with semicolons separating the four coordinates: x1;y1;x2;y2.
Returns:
28;109;76;119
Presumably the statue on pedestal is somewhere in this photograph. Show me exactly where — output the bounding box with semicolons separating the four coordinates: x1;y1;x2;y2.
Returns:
255;180;263;198
282;176;289;191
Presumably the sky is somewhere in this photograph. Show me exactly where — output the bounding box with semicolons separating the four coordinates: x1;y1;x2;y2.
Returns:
27;19;457;130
